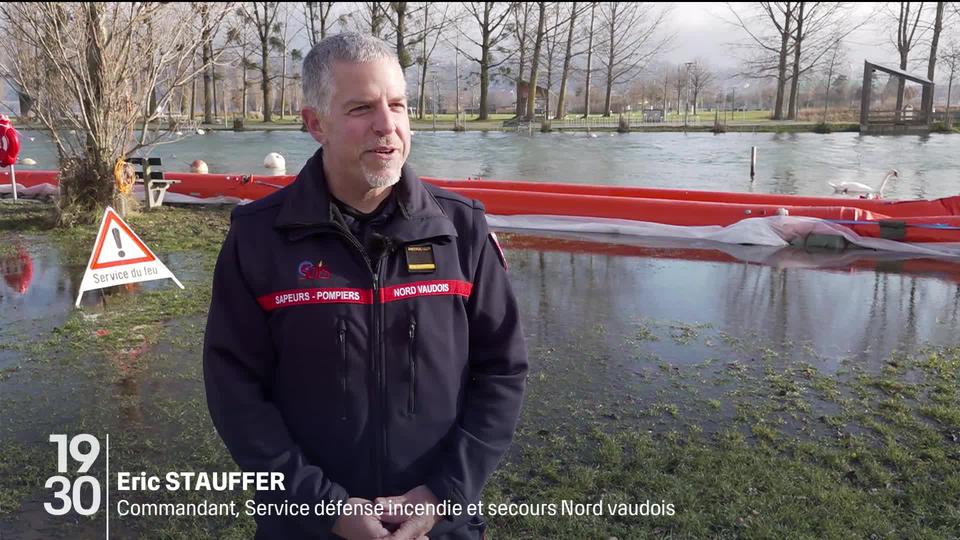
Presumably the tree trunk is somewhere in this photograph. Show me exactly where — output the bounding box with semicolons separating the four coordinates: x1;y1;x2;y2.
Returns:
212;64;219;120
676;66;682;114
525;2;546;121
202;6;214;124
822;44;837;123
554;2;577;120
371;2;384;38
478;8;492;120
662;72;668;117
261;36;272;122
896;48;908;120
514;4;530;117
242;54;249;118
280;48;287;119
582;2;595;118
417;4;428;120
305;2;319;46
395;2;409;72
190;68;197;120
773;3;793;120
63;2;113;217
946;67;954;128
925;2;944;118
787;2;804;120
602;3;615;116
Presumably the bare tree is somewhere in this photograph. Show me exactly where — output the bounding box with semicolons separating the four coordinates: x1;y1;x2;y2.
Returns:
304;2;335;46
524;2;547;120
246;2;281;122
927;2;945;81
688;59;714;114
347;2;389;39
457;2;514;120
820;38;845;122
922;2;945;114
0;2;230;223
416;3;452;119
541;3;566;120
386;2;425;72
289;48;303;113
727;2;796;120
509;2;535;116
597;2;671;117
200;5;217;124
888;2;929;120
226;14;259;119
582;1;597;117
941;39;960;128
270;4;301;119
785;2;864;119
554;2;590;119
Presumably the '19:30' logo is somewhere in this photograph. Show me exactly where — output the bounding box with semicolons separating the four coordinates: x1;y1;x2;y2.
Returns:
45;434;102;516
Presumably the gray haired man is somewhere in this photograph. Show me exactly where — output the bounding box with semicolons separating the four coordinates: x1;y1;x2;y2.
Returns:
203;32;528;540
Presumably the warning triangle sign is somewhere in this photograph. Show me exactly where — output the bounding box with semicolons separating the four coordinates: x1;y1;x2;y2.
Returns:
90;209;155;269
75;207;184;307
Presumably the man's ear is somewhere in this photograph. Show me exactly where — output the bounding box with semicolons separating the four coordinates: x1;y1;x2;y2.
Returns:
301;107;326;145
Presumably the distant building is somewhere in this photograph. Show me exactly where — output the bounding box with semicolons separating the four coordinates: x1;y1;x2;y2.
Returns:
516;80;548;115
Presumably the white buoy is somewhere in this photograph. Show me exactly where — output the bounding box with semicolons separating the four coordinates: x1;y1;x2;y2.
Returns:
190;160;209;174
589;133;598;138
196;128;205;135
175;131;183;136
263;152;286;171
20;158;36;165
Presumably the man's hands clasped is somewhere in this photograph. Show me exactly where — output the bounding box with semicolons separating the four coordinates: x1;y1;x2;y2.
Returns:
332;485;442;540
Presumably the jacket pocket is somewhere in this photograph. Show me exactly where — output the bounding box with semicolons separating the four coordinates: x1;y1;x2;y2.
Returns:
408;317;417;415
338;318;348;421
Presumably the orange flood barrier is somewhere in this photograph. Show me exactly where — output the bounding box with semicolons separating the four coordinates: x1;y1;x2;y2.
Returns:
5;170;960;243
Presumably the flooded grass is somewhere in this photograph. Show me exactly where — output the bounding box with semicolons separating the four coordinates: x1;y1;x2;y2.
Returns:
1;202;959;538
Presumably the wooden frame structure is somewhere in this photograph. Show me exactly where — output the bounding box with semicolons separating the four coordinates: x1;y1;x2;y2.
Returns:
860;60;934;133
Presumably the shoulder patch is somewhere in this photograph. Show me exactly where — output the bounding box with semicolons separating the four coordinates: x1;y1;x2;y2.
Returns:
489;232;508;271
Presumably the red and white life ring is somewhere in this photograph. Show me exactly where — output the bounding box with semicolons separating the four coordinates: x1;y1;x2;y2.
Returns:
0;116;20;167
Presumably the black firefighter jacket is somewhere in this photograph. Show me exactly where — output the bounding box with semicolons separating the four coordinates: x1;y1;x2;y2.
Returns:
203;149;528;539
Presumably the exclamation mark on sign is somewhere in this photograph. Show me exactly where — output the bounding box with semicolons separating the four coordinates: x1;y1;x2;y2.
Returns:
113;229;125;258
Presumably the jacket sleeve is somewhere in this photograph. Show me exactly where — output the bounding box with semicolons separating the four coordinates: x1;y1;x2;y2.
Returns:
203;223;348;535
426;207;528;511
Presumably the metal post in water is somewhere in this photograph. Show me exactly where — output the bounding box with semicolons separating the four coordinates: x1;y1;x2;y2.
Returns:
750;146;757;180
9;163;17;201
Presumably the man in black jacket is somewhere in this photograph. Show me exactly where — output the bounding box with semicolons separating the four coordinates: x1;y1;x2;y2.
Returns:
203;33;528;540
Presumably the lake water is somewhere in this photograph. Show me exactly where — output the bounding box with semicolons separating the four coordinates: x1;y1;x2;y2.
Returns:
13;130;960;199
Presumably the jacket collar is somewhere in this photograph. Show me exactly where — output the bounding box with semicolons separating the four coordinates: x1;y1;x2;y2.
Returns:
275;148;457;243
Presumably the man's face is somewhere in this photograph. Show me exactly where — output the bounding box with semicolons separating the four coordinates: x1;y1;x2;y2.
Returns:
303;58;411;190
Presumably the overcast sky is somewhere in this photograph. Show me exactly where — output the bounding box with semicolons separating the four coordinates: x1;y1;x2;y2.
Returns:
661;2;953;78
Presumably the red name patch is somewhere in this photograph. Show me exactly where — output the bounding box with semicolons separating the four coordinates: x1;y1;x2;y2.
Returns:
257;280;473;311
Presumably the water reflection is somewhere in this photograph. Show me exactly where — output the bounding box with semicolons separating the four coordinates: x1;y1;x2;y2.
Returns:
502;233;960;377
0;244;33;294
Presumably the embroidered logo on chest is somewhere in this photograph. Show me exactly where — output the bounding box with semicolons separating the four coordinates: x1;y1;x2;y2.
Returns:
298;260;331;280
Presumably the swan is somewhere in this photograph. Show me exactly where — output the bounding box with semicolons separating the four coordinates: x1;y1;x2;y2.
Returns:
829;169;899;198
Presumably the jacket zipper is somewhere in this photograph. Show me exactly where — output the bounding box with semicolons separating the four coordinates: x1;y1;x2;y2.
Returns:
328;225;385;495
338;318;347;421
408;317;417;414
374;256;388;496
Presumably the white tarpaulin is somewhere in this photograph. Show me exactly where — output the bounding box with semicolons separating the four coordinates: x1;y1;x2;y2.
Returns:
485;214;960;259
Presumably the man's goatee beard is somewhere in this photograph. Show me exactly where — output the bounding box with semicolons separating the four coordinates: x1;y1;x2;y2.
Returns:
361;164;401;189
